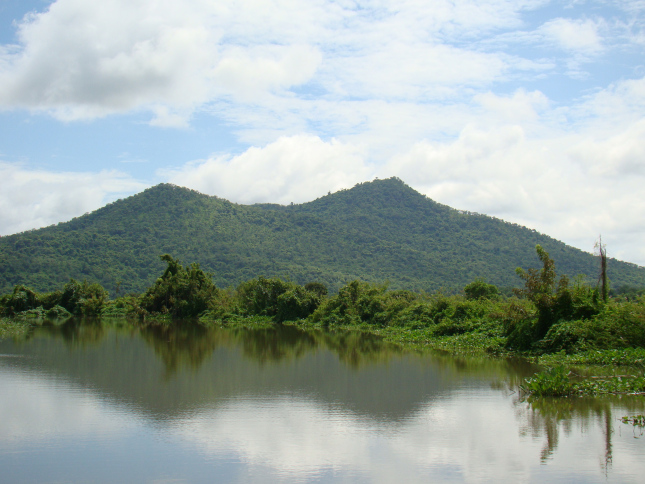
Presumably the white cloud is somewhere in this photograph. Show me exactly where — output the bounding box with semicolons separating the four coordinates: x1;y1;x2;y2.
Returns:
212;44;323;102
0;0;328;121
0;162;145;236
575;76;645;127
475;89;550;124
322;42;509;101
569;118;645;178
0;0;553;122
0;369;137;443
0;0;219;119
164;134;373;204
384;115;645;265
540;17;604;55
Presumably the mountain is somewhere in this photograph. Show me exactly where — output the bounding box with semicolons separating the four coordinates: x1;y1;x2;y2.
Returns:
1;177;643;296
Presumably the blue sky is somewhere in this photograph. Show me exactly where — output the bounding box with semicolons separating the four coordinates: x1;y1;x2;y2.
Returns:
1;0;644;266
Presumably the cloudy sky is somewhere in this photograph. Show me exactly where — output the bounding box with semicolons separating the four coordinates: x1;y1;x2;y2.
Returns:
1;0;644;265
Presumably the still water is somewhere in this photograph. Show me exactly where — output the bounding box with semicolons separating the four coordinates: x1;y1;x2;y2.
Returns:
1;319;644;483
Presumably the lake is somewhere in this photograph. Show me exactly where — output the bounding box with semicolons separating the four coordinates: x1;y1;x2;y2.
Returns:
1;319;644;483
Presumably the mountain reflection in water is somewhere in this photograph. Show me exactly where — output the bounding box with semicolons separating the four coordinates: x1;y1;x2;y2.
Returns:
1;318;644;483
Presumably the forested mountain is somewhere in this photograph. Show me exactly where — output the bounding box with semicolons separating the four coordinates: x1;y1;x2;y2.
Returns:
1;177;643;296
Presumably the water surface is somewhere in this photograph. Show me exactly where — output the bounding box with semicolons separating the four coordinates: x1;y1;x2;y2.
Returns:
1;319;644;482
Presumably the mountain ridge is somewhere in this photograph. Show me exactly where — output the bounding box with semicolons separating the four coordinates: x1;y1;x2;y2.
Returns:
0;177;643;296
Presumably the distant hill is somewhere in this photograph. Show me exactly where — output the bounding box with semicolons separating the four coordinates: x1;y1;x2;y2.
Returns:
1;177;643;296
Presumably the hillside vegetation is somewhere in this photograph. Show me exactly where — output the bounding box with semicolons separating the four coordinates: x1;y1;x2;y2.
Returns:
0;177;644;296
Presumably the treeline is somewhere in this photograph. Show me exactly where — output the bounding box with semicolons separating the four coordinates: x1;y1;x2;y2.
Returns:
2;247;645;355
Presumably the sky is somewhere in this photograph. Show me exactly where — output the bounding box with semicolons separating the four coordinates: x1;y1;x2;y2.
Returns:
0;0;644;266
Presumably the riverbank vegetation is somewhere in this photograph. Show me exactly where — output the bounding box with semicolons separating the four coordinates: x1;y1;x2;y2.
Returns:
2;246;644;396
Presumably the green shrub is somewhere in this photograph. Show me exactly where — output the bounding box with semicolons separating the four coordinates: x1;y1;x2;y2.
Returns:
45;305;72;319
140;254;218;318
433;319;474;336
310;281;420;326
236;277;322;322
237;276;292;317
521;366;573;397
304;282;328;298
276;286;321;322
0;285;41;315
538;299;645;352
391;302;436;328
60;279;108;316
464;279;499;300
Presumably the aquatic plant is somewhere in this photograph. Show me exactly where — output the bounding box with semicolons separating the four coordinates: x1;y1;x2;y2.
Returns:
620;415;645;427
522;366;645;397
521;366;573;397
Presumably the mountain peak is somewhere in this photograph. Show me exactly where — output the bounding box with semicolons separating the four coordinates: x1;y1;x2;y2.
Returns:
1;177;644;296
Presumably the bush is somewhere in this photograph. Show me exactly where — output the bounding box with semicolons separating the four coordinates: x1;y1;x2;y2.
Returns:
433;319;474;336
0;285;40;315
237;277;293;317
276;286;321;322
521;366;573;397
61;279;108;315
140;254;218;318
304;282;328;298
464;279;499;300
310;281;419;326
45;305;72;319
236;277;322;322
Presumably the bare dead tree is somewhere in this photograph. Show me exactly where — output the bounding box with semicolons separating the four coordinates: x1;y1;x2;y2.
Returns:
595;236;608;302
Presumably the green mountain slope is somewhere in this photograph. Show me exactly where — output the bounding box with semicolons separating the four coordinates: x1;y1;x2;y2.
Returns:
1;177;643;295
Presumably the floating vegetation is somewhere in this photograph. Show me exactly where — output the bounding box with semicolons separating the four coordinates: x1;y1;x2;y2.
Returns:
620;415;645;427
539;348;645;368
521;366;573;397
521;366;645;397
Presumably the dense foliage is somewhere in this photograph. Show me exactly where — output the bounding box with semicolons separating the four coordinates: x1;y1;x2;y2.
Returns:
0;279;106;317
2;246;644;362
1;178;644;297
139;254;219;317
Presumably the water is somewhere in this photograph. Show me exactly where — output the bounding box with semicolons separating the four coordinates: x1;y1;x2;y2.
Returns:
0;319;644;483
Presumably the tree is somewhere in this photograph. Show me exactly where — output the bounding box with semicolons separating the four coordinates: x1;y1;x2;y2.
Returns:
595;236;608;302
140;254;218;317
0;285;40;315
60;279;108;315
464;278;498;300
514;245;566;339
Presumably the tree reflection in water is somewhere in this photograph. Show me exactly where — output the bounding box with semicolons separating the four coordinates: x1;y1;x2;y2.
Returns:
14;316;645;475
515;393;645;474
138;322;402;374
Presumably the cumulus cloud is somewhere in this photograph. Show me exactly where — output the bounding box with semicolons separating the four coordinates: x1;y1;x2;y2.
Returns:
164;134;373;204
384;115;645;265
0;0;218;121
0;0;553;122
0;162;145;236
0;0;326;121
